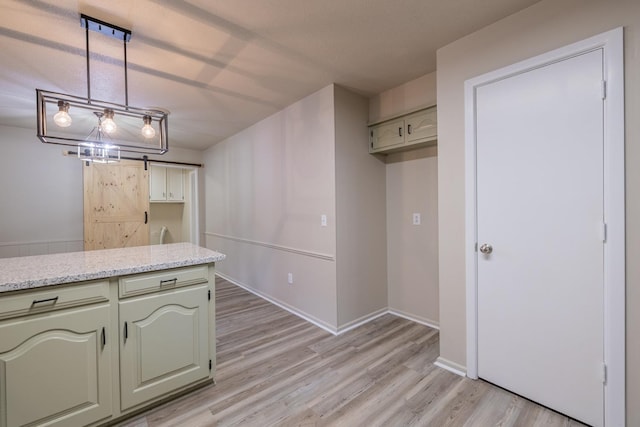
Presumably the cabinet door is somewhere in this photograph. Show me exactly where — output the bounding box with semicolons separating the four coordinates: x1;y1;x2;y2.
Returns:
149;165;167;201
0;305;112;427
166;168;184;201
405;108;437;144
119;285;209;410
370;119;404;152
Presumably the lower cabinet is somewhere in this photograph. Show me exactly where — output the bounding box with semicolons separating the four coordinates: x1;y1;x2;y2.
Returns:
0;264;215;427
119;284;210;410
0;304;112;427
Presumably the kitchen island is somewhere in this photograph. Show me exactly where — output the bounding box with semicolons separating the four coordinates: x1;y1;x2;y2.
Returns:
0;243;225;427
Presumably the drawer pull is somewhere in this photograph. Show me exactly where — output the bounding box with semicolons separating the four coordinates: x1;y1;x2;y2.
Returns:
160;278;178;287
31;296;59;307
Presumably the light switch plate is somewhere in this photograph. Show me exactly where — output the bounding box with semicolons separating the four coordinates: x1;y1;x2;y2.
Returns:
321;214;327;227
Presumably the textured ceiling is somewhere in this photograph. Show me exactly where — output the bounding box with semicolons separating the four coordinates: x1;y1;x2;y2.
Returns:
0;0;541;151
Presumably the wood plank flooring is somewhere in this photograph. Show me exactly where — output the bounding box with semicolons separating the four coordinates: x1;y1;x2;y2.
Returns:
119;277;586;427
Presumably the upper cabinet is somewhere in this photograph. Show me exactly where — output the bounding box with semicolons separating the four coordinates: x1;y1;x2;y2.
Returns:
150;165;184;202
369;106;437;154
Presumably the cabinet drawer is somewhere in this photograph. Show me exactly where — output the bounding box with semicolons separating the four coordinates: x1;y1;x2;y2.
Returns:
0;281;110;321
119;265;209;298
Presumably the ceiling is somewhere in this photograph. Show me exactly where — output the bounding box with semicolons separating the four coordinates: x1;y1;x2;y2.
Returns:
0;0;541;151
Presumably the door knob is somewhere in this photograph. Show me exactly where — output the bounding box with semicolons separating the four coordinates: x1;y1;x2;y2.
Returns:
479;243;493;254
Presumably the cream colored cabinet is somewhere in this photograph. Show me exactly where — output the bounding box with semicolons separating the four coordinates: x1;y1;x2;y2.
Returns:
0;263;215;426
370;118;405;151
167;168;184;201
149;165;167;201
119;280;210;410
369;106;437;154
150;165;184;202
405;108;437;144
0;285;112;427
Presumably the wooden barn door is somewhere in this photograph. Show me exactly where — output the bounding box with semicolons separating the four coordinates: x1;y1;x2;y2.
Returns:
83;160;149;250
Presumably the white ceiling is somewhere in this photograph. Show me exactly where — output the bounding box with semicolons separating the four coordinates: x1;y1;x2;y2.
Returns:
0;0;541;151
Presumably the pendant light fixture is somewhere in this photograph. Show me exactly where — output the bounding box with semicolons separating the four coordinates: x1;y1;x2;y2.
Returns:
36;14;169;161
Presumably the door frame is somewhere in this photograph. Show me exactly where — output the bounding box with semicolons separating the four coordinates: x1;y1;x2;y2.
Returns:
149;162;201;246
464;28;625;426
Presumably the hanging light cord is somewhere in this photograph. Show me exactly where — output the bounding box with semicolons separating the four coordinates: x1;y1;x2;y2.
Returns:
123;31;129;109
84;15;130;108
85;16;91;103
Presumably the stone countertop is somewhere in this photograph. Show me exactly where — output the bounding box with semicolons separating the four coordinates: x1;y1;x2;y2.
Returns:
0;243;226;293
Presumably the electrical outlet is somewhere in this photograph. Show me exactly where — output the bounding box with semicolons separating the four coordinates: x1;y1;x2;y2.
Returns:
413;213;421;225
321;214;327;227
288;273;293;284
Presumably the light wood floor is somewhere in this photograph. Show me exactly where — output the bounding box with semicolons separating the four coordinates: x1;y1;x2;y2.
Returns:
120;277;586;427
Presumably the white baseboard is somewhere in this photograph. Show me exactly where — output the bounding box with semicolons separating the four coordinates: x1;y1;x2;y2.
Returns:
434;357;467;377
335;308;389;335
216;273;443;339
388;308;439;330
216;273;339;335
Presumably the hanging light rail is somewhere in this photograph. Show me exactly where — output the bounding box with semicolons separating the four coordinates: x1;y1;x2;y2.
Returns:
36;14;169;160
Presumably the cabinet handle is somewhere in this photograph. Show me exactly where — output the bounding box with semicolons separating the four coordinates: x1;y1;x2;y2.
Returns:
398;127;402;137
160;278;178;287
31;296;58;306
144;211;148;224
408;124;412;134
124;321;128;343
101;327;106;348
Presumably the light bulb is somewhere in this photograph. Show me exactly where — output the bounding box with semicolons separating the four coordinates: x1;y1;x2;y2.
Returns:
141;115;156;139
102;109;117;134
53;101;72;127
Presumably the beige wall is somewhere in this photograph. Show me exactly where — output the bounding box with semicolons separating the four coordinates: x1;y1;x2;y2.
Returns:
369;72;437;123
334;85;388;327
204;84;389;330
368;72;440;325
203;85;339;328
436;0;640;423
386;147;439;326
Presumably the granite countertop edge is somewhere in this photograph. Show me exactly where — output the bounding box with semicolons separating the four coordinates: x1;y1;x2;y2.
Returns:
0;243;226;294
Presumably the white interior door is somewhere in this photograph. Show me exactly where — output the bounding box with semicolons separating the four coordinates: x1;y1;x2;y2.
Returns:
475;49;604;426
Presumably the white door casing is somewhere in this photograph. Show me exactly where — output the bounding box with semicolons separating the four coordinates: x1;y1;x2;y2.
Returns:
465;28;625;427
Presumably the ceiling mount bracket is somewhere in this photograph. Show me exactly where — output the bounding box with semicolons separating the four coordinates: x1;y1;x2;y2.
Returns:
80;14;131;42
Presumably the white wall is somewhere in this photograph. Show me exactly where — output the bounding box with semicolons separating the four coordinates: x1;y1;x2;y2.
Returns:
369;72;440;326
204;85;339;329
0;123;206;258
436;1;640;423
0;125;83;257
